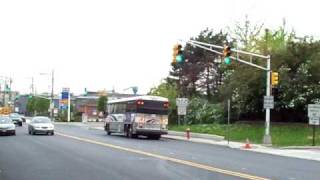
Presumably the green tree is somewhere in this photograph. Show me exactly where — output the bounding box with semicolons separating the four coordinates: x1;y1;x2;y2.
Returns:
26;97;50;115
26;97;35;115
34;97;50;115
97;96;108;113
170;28;228;101
149;79;178;124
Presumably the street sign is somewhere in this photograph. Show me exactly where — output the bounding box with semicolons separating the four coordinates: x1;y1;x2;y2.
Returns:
177;106;187;115
62;88;70;92
308;104;320;118
176;98;188;107
61;92;69;99
309;116;320;125
60;99;68;104
263;96;274;109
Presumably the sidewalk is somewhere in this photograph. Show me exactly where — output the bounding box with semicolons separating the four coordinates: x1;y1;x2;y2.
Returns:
55;122;320;162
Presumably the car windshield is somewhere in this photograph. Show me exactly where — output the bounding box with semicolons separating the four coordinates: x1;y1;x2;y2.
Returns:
0;117;12;124
32;118;51;123
10;114;20;118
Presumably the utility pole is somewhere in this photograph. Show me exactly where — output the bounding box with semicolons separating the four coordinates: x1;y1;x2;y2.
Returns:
51;70;54;121
3;79;7;106
31;77;34;95
8;78;12;106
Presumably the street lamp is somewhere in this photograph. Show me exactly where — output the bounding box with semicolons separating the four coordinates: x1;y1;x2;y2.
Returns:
40;70;54;121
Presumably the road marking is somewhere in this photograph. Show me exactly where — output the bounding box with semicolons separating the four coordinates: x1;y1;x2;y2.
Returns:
56;132;270;180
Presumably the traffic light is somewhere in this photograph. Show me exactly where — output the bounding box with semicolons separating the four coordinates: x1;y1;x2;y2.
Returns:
172;44;184;64
28;95;33;99
223;45;232;65
271;72;279;86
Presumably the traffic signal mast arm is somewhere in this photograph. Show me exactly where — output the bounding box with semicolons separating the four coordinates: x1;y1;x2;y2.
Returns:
185;40;269;71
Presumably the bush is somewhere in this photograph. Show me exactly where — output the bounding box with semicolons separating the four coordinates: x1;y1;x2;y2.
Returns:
185;98;224;124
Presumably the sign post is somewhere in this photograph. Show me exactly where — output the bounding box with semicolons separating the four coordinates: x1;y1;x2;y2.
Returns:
176;98;189;125
61;88;70;122
308;104;320;146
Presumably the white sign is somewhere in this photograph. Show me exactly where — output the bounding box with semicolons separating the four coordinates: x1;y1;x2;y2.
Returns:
177;106;187;115
62;87;70;92
264;96;274;109
309;116;320;125
176;98;189;107
308;104;320;117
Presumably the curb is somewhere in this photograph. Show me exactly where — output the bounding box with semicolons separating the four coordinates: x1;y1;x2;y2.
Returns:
280;146;320;150
168;131;224;141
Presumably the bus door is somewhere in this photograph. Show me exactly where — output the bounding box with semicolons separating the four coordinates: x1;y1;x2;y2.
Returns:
110;114;125;133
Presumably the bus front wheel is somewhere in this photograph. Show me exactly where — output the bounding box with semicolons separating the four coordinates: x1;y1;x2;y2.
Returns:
148;135;161;140
105;125;111;135
126;125;137;138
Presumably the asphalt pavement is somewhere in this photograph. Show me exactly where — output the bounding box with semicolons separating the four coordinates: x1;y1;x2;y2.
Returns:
0;124;319;180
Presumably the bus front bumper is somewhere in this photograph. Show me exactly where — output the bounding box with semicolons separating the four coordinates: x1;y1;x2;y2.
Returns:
135;129;168;135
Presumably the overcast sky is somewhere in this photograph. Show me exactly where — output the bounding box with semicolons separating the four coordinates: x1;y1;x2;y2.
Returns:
0;0;319;95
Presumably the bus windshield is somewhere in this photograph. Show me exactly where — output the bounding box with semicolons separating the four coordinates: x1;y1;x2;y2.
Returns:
136;100;168;115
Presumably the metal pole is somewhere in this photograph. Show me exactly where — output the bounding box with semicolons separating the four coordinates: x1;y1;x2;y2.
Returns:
227;99;230;145
188;40;269;59
31;77;34;95
3;80;6;106
263;56;272;145
51;70;54;121
9;78;12;106
312;125;316;146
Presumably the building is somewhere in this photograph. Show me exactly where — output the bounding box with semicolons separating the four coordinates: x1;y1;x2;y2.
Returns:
74;91;137;121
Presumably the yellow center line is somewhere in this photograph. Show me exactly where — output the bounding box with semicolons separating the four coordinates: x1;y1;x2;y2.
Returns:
56;132;270;180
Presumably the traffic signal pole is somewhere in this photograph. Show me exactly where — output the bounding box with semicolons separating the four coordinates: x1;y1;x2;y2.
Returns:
264;57;272;144
182;40;272;145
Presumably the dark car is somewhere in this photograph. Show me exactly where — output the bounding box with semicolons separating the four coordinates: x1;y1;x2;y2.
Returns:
9;113;23;126
0;116;16;135
28;116;54;135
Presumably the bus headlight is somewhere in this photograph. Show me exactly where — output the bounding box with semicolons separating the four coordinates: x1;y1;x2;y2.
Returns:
162;118;168;125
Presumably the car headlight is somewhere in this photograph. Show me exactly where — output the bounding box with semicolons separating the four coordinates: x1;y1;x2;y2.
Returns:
7;125;15;130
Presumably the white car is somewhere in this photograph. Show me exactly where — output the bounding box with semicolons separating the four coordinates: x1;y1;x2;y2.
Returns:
28;116;54;135
0;116;16;136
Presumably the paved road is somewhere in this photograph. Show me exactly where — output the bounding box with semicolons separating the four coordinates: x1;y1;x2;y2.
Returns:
0;124;319;180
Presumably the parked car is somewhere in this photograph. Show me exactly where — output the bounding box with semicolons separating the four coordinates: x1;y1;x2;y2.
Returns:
28;116;54;135
9;113;23;126
0;116;16;135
